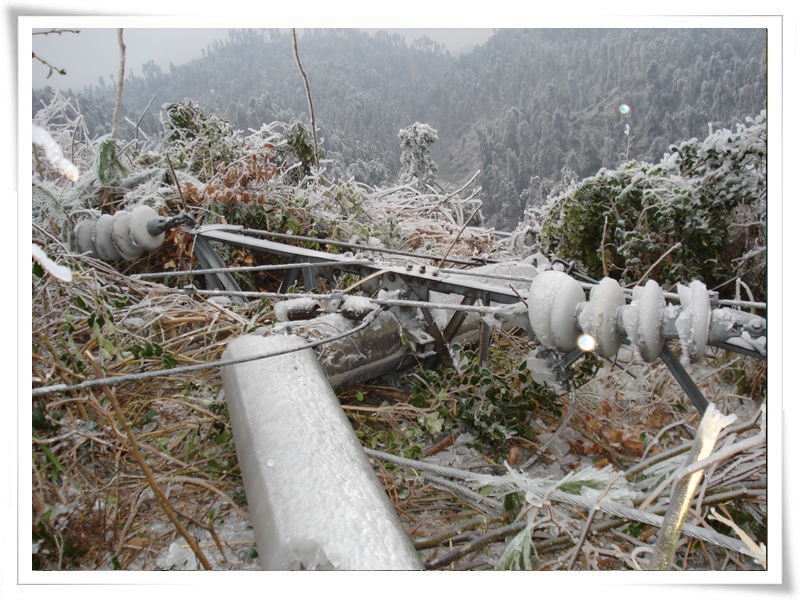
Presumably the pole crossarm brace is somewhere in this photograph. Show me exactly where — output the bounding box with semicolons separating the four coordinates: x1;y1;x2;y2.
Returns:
184;223;766;415
187;225;522;305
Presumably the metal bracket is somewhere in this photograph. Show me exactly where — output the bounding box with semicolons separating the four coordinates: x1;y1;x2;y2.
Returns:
192;236;246;304
659;345;710;414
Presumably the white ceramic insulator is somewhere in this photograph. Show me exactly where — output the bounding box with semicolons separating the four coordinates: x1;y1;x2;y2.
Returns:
636;279;666;362
675;280;711;364
580;277;624;358
74;220;100;259
528;270;557;348
528;270;564;349
550;276;586;352
110;210;144;261
129;205;165;252
93;214;123;261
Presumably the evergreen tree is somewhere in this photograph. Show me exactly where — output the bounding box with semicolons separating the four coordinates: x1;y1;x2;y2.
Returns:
398;122;439;191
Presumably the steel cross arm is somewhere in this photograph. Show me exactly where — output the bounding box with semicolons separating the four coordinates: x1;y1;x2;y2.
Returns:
659;345;710;414
188;227;523;305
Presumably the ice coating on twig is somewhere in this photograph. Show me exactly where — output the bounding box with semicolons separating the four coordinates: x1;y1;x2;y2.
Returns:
32;244;72;283
32;125;79;182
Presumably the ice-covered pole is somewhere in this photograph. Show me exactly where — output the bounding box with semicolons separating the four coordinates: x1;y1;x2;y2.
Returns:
221;333;423;570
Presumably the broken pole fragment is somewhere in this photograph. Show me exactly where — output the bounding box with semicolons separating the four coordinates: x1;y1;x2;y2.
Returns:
220;333;424;570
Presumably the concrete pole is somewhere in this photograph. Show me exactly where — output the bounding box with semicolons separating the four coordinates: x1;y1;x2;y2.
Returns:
221;333;423;570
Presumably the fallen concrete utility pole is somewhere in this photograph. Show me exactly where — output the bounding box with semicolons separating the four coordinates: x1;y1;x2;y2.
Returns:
221;333;424;570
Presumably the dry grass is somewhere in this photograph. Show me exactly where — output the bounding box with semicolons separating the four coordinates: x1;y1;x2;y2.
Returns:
32;244;264;570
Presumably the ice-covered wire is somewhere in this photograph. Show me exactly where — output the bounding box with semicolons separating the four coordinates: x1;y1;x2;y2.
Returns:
190;289;506;314
237;228;498;266
32;307;384;397
439;267;534;285
133;258;371;279
364;448;492;481
441;265;765;309
423;474;504;516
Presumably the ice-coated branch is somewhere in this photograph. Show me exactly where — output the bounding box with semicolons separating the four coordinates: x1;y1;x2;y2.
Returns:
292;29;320;175
32;243;72;283
111;28;125;141
32;125;79;182
367;448;761;560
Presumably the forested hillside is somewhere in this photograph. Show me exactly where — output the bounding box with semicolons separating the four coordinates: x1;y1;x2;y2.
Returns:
32;28;766;229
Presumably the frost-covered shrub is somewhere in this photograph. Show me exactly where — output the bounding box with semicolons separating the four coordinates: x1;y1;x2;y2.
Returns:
274;121;323;185
95;136;129;185
538;111;766;299
162;100;244;181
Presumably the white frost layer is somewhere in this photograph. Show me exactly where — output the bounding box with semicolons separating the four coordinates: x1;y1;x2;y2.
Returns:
737;332;767;355
32;244;72;282
207;296;232;307
157;540;198;570
221;334;423;570
526;351;567;395
340;294;376;319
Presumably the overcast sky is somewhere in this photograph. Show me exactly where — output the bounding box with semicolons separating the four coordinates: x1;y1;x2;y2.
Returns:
31;28;495;92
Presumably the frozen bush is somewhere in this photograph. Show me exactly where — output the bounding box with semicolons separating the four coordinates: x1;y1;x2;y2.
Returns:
536;111;766;300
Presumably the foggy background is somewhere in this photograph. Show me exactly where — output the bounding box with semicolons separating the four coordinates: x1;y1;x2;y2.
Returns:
29;24;770;230
32;28;495;92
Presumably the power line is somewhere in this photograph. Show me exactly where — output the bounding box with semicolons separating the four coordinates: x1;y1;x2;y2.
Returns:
32;308;382;397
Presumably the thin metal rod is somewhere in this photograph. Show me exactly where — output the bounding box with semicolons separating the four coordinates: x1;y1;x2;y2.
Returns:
189;288;505;314
133;258;369;279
